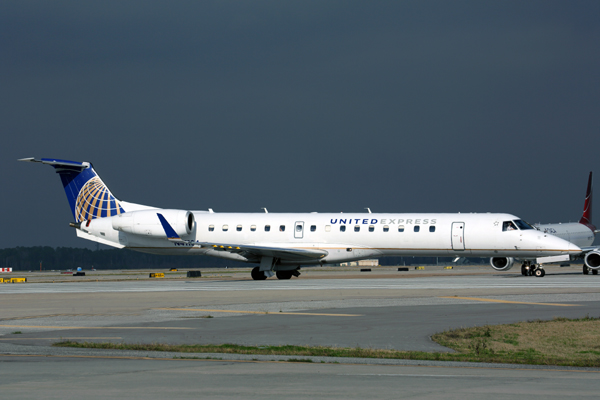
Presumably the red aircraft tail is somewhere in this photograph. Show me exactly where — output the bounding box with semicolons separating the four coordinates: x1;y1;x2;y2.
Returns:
579;171;595;231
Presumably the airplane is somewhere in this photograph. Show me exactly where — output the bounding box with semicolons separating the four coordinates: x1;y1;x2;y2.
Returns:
533;172;598;275
488;172;599;277
20;157;581;280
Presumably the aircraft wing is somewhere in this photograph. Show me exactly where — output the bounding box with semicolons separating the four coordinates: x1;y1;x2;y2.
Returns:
200;241;328;262
580;246;600;253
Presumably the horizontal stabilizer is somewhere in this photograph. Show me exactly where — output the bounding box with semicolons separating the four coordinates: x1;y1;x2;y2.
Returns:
19;157;90;170
75;229;125;249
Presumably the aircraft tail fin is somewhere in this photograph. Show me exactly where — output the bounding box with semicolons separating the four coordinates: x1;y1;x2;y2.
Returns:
579;171;595;230
19;157;125;223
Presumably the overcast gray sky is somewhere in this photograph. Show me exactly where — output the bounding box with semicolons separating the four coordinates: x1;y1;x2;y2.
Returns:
1;0;599;249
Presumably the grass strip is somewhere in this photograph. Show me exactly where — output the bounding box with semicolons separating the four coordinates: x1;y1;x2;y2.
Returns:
431;315;600;367
53;316;600;367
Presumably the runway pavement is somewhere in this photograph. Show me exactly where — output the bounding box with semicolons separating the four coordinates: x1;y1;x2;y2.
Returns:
2;355;599;399
2;268;600;398
3;273;600;294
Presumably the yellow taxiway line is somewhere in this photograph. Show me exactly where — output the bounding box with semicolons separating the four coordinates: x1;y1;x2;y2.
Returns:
439;296;580;307
156;308;363;317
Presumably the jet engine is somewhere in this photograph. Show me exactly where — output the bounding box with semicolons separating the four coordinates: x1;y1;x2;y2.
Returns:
111;209;195;238
490;257;515;271
584;251;600;270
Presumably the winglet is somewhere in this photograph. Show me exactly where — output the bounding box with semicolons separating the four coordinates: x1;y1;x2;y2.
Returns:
579;171;595;231
157;213;181;241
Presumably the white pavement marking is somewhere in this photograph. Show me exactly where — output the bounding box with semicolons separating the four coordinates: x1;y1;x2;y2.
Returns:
2;276;600;294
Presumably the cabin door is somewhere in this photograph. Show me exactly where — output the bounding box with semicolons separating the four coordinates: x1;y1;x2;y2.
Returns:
451;222;465;251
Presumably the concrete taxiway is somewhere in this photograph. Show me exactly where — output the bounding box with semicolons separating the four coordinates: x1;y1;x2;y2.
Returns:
2;265;600;399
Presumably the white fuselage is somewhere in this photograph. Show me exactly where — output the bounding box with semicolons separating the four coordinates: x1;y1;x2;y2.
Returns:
84;211;580;265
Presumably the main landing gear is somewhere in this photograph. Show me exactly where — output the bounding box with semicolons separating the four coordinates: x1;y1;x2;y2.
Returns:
583;265;599;275
276;271;293;280
251;267;301;280
521;262;545;277
251;267;267;280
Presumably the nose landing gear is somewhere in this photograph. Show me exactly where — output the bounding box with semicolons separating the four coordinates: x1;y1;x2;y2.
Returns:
521;262;545;277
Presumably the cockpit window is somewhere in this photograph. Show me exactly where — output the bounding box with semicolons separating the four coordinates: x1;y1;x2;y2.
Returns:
502;221;517;231
513;219;534;230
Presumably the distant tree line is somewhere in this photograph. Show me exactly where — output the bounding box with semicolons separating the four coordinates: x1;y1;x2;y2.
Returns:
0;247;246;271
0;247;488;271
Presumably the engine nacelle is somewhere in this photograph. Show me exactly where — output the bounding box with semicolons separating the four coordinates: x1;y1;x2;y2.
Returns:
490;257;515;271
111;209;195;238
584;251;600;270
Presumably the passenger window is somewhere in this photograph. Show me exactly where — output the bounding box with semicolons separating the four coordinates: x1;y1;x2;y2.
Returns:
325;225;331;232
251;225;256;231
429;226;435;233
340;225;346;232
265;225;271;232
279;225;285;232
310;225;316;232
398;225;405;232
354;225;360;232
414;226;420;232
369;225;374;232
383;225;389;232
208;225;214;232
236;225;242;232
222;225;229;231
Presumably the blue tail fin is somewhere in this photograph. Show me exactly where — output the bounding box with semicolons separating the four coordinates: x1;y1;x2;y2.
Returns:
20;158;125;222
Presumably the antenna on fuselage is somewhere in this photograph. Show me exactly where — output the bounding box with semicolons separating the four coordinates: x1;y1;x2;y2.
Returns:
365;208;372;213
262;208;268;213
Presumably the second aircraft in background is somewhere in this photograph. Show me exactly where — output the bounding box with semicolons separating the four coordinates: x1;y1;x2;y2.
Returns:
489;172;599;277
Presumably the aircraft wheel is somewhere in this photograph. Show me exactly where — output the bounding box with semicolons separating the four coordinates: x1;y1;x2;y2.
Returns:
583;265;590;275
521;264;528;276
251;267;267;280
276;271;293;280
593;270;599;275
534;268;545;277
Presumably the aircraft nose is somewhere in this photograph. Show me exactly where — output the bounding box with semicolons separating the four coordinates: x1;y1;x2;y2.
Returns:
549;235;581;254
568;240;582;254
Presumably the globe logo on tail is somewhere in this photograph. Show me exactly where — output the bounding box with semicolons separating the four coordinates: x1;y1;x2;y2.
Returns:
75;176;124;222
